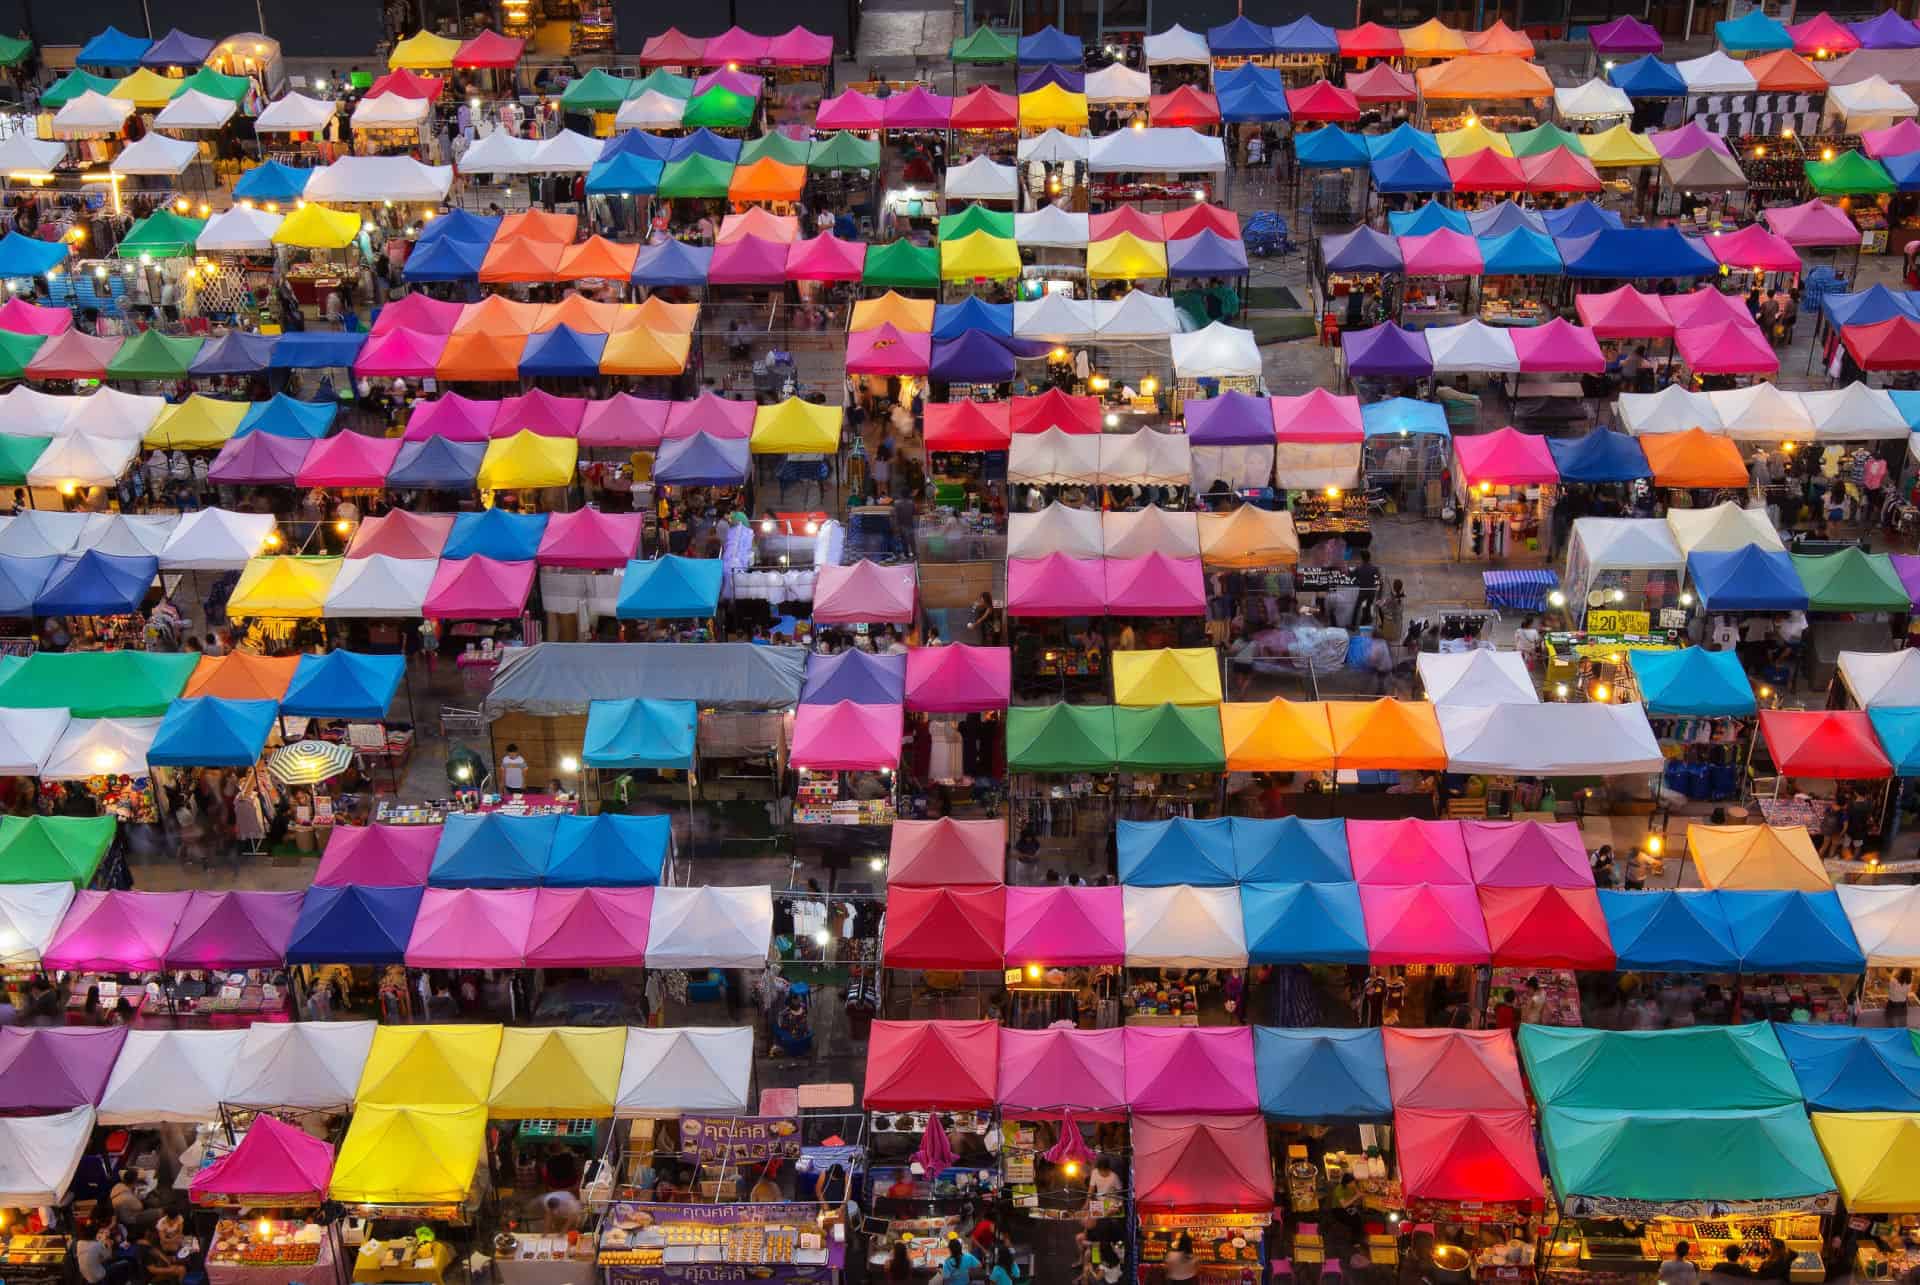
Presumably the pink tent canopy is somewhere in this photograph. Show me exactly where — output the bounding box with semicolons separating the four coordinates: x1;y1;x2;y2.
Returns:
1666;287;1755;331
0;297;74;335
1706;223;1803;271
165;890;302;969
1400;229;1485;276
1104;553;1206;616
790;700;905;770
1347;819;1471;885
403;393;497;442
346;510;452;560
1004;885;1124;967
1132;1113;1272;1212
1347;62;1418;103
189;1113;335;1204
1123;1026;1259;1114
813;559;917;623
1863;119;1920;157
352;328;448;378
1360;883;1492;965
1510;318;1605;373
579;394;670;449
883;885;1005;970
406;887;535;967
768;26;835;66
1677;320;1778;375
846;324;931;375
709;234;791;285
1012;391;1103;435
1009;554;1106;617
493;389;587;439
638;28;705;65
866;1020;999;1109
1382;1028;1528;1110
372;292;465;335
1762;198;1864;247
295;432;404;488
787;233;868;282
1788;12;1859;55
1573;285;1675;339
536;508;643;569
524;887;652;967
883;85;953;129
1272;388;1363;442
1464;819;1592;888
703;26;773;65
888;817;1006;885
1651;122;1731;157
422;556;537;620
905;643;1011;712
44;891;192;972
996;1027;1127;1117
314;821;439;884
693;68;763;97
664;391;756;441
815;91;885;130
1452;426;1559;486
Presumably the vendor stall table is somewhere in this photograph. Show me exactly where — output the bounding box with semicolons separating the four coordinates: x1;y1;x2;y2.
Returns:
493;1238;594;1285
353;1240;452;1285
209;1222;335;1285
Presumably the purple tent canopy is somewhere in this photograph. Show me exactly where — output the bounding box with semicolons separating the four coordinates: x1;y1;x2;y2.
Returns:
142;28;216;66
1342;323;1434;378
1019;65;1086;93
1185;391;1275;445
208;430;312;485
1891;554;1920;607
1651;121;1731;158
1322;226;1403;273
931;330;1049;383
1588;15;1662;53
1850;10;1920;48
1168;230;1251;278
800;649;908;705
0;1027;128;1112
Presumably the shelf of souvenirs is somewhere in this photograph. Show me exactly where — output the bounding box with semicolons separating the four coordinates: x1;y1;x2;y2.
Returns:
1638;1216;1823;1271
1856;1222;1920;1282
1292;492;1371;536
795;771;897;826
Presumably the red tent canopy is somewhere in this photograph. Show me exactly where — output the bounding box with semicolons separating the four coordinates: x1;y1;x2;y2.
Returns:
1520;147;1602;192
367;67;441;98
1011;389;1102;434
951;85;1017;130
1131;1113;1274;1211
926;400;1013;450
1347;63;1417;102
1162;203;1240;240
1447;148;1528;192
1758;709;1893;779
887;817;1006;885
1843;315;1920;371
1340;22;1403;57
1089;206;1165;242
1148;85;1220;127
1573;285;1675;340
865;1020;999;1109
1285;80;1361;121
1478;885;1616;969
882;886;1006;970
1394;1108;1546;1205
639;28;707;65
453;31;524;68
1383;1028;1527;1111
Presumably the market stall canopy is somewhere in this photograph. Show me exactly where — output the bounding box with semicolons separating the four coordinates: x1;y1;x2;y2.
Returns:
1416;649;1537;705
1759;707;1894;778
1838;885;1920;967
1327;697;1447;769
0;1107;93;1207
0;1026;126;1112
1547;430;1650;482
865;1020;999;1109
1124;884;1247;967
1792;547;1910;611
1776;1026;1920;1111
1415;53;1553;99
1349;818;1472;886
1555;78;1633;118
1132;1113;1273;1211
1438;702;1664;775
1640;427;1750;487
97;1028;246;1124
306;156;453;203
0;882;73;969
487;1026;624;1119
1629;646;1760;715
1452;424;1558;483
329;1103;486;1205
1124;1026;1257;1114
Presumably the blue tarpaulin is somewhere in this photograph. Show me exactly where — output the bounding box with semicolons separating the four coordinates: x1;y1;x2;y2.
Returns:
285;884;424;964
1253;1027;1391;1119
1608;54;1688;96
582;698;700;769
1479;227;1563;275
801;649;907;705
1628;647;1758;717
1322;225;1403;272
1546;429;1649;482
1687;546;1810;611
1556;227;1717;278
1294;126;1371;169
1241;881;1371;963
1206;16;1275;54
1216;65;1290;122
1361;397;1449;437
1868;707;1920;776
1388;201;1470;236
1370;147;1453;193
232;160;312;203
1775;1025;1920;1112
653;433;749;486
668;127;742;163
401;236;487;282
444;508;549;561
33;551;155;616
0;233;70;278
1272;16;1340;54
546;813;670;885
1542;200;1625;238
616;555;724;618
430;812;560;887
1231;816;1352;881
271;332;367;369
77;25;152;67
1600;889;1740;972
389;436;484;488
194;333;281;378
933;297;1013;340
1119;817;1235;884
519;325;607;378
630;238;711;285
281;651;406;719
1720;890;1866;974
148;697;278;767
1019;24;1082;63
0;555;55;616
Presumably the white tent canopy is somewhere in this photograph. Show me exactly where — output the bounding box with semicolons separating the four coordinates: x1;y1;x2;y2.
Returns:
1191;444;1274;492
1102;505;1201;558
0;1108;93;1208
1677;50;1758;93
1171;322;1260;377
28;433;139;488
0;882;76;969
324;554;437;617
0;133;65;172
1275;442;1362;490
1098;430;1192;486
1014;203;1091;248
616;90;686;129
1837;649;1920;707
1014;292;1096;341
198;205;286;252
530;129;602;173
1438;702;1664;775
1008;428;1101;485
307;156;453;203
112;133;200;177
1417;650;1540;705
1836;884;1920;968
1123;884;1248;968
1008;501;1104;558
614;1027;753;1117
224;1020;377;1110
643;885;772;969
944;154;1019;201
1796;383;1909;439
98;1029;245;1124
1828;74;1919;122
1555;78;1633;119
0;509;92;557
457;129;537;174
0;387;76;437
1619;385;1723;435
1195;504;1300;566
350;92;432;130
68;388;166;441
254;93;337;132
1094;290;1181;338
1710;382;1814;441
1666;501;1786;556
83;513;178;558
52;92;134;136
1089;127;1226;173
1144;24;1211;65
1425;319;1520;373
160;509;278;571
1565;516;1685;613
1018;128;1090;163
0;709;70;776
39;717;163;781
153;89;238;131
1086;63;1151;103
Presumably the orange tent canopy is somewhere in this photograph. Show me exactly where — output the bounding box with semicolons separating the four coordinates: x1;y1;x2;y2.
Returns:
437;330;528;381
601;327;692;376
1746;49;1826;91
554;238;639;284
1220;700;1336;771
1641;427;1748;488
728;158;806;203
497;209;577;244
1466;19;1533;56
717;206;801;245
1327;698;1448;769
628;297;699;335
184;652;301;701
480;238;566;284
535;294;629;333
454;295;541;336
849;291;936;333
1414;54;1553;100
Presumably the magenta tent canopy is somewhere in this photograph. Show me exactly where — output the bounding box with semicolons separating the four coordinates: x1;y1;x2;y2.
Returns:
768;26;835;66
347;511;452;560
815;90;884;129
709;234;791;285
1465;819;1592;888
1185;391;1274;446
1272;388;1363;442
208;431;311;484
1762;199;1865;247
165;890;303;968
1348;819;1471;885
884;85;954;129
1009;554;1106;616
1864;118;1920;157
664;390;755;440
1589;14;1662;53
814;559;917;623
1573;285;1674;339
536;509;643;568
888;817;1005;885
1651;122;1731;157
1453;426;1559;486
372;292;465;335
790;700;905;770
423;556;537;619
189;1114;335;1204
352;328;448;378
493;388;588;439
997;1027;1128;1117
1004;885;1125;966
0;1027;127;1113
703;26;773;64
296;432;404;488
1666;287;1755;330
1678;321;1778;375
1361;883;1491;963
1105;553;1206;615
905;643;1011;711
1510;318;1605;373
787;233;867;282
847;324;932;375
1706;223;1802;271
406;887;535;967
524;887;652;967
579;394;670;449
44;891;192;972
1401;229;1485;276
1123;1026;1259;1114
404;393;497;442
315;821;440;885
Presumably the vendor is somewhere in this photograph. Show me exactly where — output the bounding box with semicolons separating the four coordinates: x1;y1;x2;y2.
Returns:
771;984;813;1058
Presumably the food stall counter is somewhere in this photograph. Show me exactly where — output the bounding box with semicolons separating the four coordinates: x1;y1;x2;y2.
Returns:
209;1220;333;1285
353;1238;452;1285
492;1233;595;1285
599;1201;844;1284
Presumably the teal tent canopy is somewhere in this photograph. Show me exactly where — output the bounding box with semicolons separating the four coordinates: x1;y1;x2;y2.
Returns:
1627;646;1757;716
582;698;698;768
546;813;671;885
616;555;723;618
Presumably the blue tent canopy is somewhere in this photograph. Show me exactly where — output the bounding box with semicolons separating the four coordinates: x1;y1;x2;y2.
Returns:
0;555;56;616
1628;646;1758;717
1253;1027;1391;1119
1823;286;1920;328
1216;65;1290;122
271;332;367;369
444;508;549;561
1542;200;1625;238
1479;227;1563;275
285;884;423;964
582;698;700;769
668;128;742;163
1019;24;1082;64
389;436;484;488
1556;228;1717;279
1370;147;1453;194
587;154;665;195
654;433;749;486
1321;225;1402;273
933;297;1013;340
1388;201;1470;236
519;325;607;378
430;812;560;888
401;236;487;282
1775;1025;1920;1112
1869;708;1920;776
1169;230;1249;278
1716;9;1791;51
1295;127;1371;169
601;131;676;163
1547;429;1649;482
77;25;153;67
281;651;406;719
1242;881;1370;963
1231;816;1351;881
148;697;278;767
1361;397;1449;438
232;160;312;202
631;238;711;286
1468;201;1548;238
1608;54;1688;96
1118;817;1235;884
1272;16;1340;54
616;555;724;619
1883;152;1920;192
1893;389;1920;428
0;232;70;278
1687;546;1809;612
194;333;281;378
1206;16;1275;55
1721;890;1865;974
142;28;216;66
1600;889;1740;972
546;813;669;886
931;331;1050;384
801;649;907;705
33;551;156;616
1369;123;1442;159
1017;65;1083;93
418;208;501;246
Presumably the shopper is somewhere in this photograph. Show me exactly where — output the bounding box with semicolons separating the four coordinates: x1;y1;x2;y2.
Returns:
939;1237;980;1284
1163;1233;1198;1283
1660;1241;1699;1285
1888;969;1911;1028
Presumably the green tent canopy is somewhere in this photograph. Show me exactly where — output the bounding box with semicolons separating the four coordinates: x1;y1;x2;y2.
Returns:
1791;548;1909;612
1007;703;1118;772
0;329;47;380
43;69;117;108
0;650;198;717
118;210;208;259
559;68;638;112
656;154;735;198
0;815;115;887
0;434;49;484
682;87;756;130
939;203;1016;242
740;132;810;167
108;329;205;380
808;131;881;172
1114;702;1226;771
633;69;695;100
1806;149;1895;196
952;26;1018;62
1518;1023;1804;1111
172;66;252;102
861;239;940;289
1509;122;1587;157
0;35;32;67
1539;1105;1836;1204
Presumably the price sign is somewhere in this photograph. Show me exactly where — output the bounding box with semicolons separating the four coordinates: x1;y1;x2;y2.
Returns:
1587;609;1650;634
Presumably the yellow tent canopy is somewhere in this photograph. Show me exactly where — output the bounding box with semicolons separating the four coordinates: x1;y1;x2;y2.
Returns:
144;395;247;449
629;296;700;335
1196;505;1300;568
1811;1113;1920;1213
329;1104;487;1205
1086;232;1167;280
1415;54;1554;101
1438;120;1513;158
1402;17;1469;57
227;557;343;619
1687;823;1830;891
751;397;843;454
1220;700;1337;771
850;291;936;333
272;203;363;249
1110;648;1223;707
388;30;461;69
112;69;183;109
940;230;1021;281
1019;83;1088;131
486;1027;624;1119
601;326;691;376
356;1023;502;1108
1583;122;1661;168
478;431;579;492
